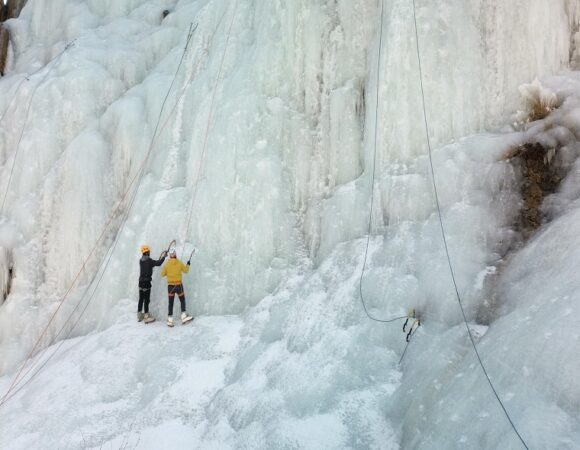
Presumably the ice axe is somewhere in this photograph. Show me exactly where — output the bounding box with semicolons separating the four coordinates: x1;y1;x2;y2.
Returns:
163;239;176;258
187;248;196;265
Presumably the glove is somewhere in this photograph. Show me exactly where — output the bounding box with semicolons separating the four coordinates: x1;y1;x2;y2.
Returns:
187;260;191;266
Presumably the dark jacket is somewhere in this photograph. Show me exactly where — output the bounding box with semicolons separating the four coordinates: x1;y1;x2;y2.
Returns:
139;254;165;288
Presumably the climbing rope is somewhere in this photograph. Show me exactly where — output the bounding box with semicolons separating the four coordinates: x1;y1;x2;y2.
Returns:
181;0;240;254
0;40;76;214
398;326;419;365
358;0;408;324
1;21;200;405
410;0;529;448
0;40;75;125
0;238;175;406
398;309;421;364
0;26;197;407
0;23;196;403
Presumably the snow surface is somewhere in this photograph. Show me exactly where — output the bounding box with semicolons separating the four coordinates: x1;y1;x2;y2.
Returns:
0;0;580;448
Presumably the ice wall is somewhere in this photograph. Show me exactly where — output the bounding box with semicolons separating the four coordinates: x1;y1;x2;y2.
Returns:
0;0;572;304
0;0;578;427
0;1;579;447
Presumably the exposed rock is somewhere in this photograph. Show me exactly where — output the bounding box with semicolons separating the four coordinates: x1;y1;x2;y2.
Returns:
0;0;29;76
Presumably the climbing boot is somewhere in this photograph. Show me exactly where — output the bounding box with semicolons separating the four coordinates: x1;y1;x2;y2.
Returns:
137;312;144;322
143;313;155;324
167;316;174;327
181;311;193;325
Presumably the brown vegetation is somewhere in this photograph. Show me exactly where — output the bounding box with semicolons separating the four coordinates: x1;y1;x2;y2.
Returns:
525;96;560;123
479;139;564;324
501;82;567;239
517;80;561;127
501;142;565;240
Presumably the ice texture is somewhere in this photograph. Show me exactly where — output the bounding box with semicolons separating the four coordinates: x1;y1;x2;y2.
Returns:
0;0;580;449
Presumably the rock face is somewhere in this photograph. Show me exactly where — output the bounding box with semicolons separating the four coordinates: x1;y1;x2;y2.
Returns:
6;0;26;18
0;5;8;76
516;143;563;236
0;0;28;76
0;247;12;306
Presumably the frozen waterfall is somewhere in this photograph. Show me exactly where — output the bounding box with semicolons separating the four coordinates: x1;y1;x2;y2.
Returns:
0;0;580;448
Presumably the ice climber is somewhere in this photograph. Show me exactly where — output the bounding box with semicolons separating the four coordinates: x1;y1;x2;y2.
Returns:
161;249;193;327
138;245;167;324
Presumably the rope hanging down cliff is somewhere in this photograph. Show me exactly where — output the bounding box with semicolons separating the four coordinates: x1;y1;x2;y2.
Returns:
181;0;240;252
410;0;529;448
358;0;411;325
0;40;76;214
0;25;197;408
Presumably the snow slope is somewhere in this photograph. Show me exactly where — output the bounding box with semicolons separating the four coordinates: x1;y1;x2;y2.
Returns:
1;0;580;448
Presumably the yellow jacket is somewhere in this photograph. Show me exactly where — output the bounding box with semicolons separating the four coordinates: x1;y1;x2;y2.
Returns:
161;258;189;285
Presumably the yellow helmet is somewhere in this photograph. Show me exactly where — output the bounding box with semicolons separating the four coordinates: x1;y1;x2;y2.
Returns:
140;244;150;254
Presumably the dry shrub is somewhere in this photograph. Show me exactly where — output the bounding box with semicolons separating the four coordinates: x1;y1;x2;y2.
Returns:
517;79;561;125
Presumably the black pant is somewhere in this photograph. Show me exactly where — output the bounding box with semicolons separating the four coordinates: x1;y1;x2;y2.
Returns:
138;281;151;313
168;284;186;316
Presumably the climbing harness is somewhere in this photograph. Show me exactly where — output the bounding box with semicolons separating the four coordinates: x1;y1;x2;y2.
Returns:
410;0;528;447
162;240;193;296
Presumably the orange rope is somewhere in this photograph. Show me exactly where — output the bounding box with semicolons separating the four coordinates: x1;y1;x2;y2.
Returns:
0;26;196;406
